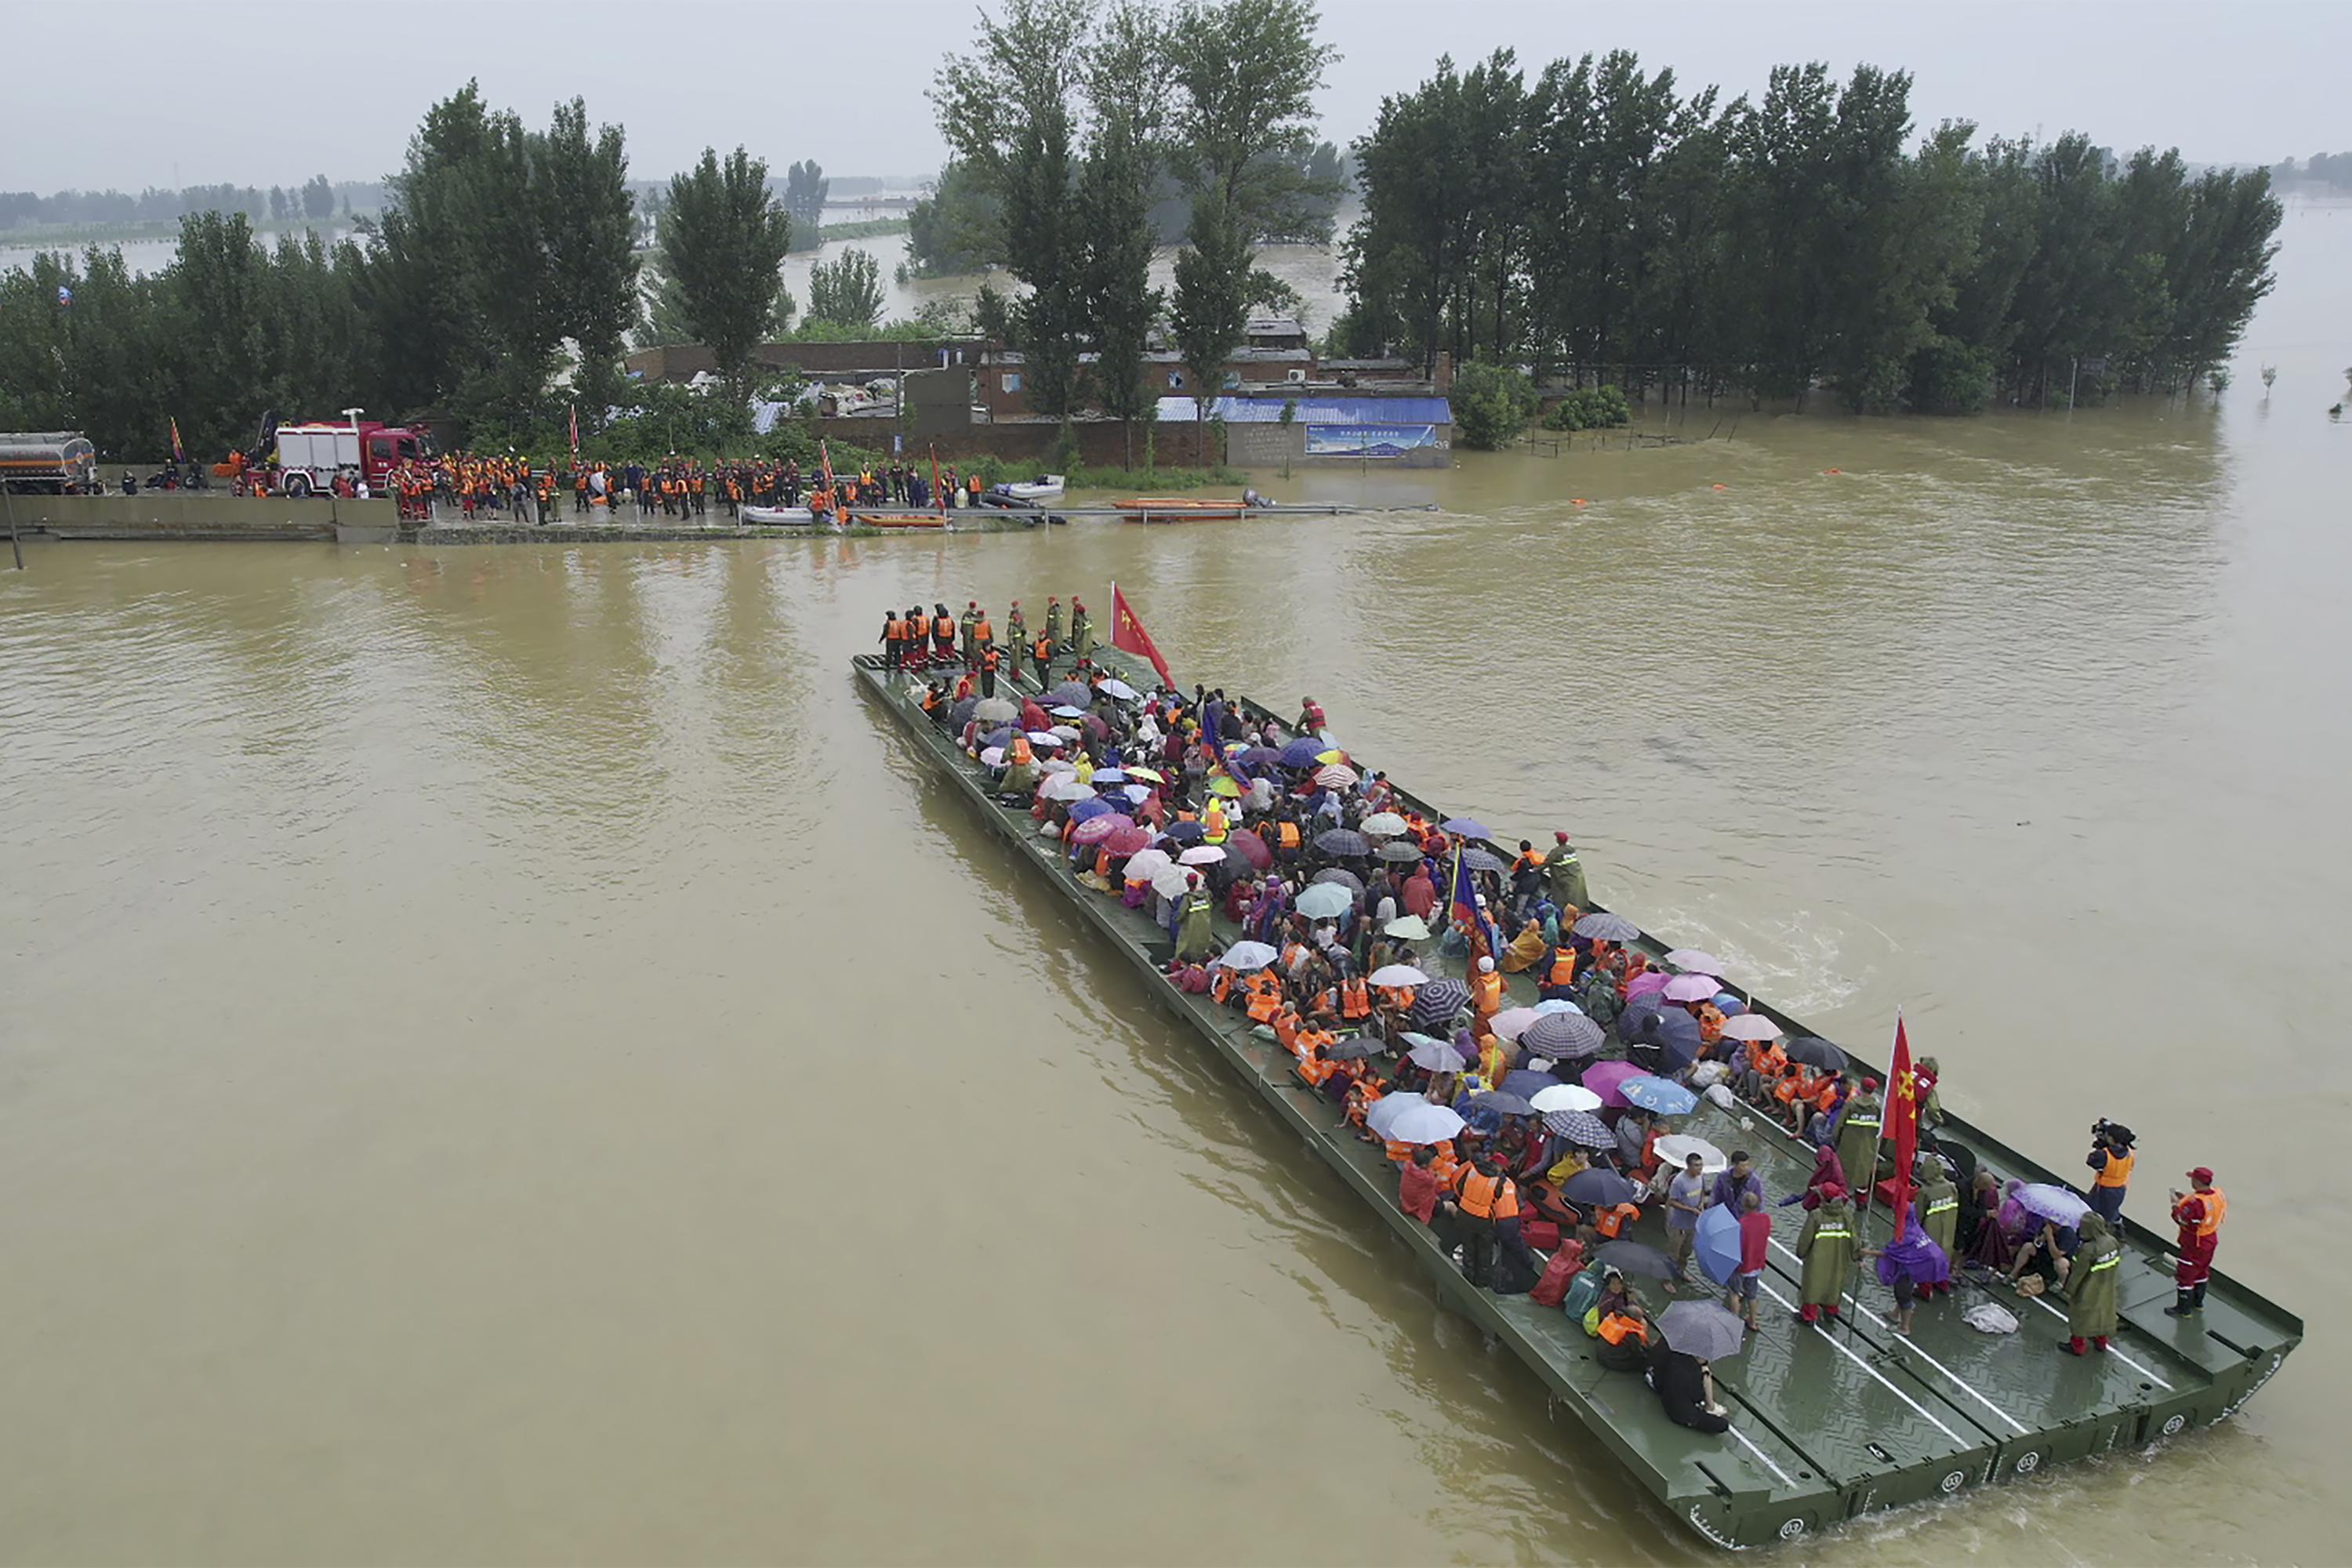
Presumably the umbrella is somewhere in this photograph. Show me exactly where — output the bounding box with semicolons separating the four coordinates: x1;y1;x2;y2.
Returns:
1388;1102;1467;1145
972;696;1018;723
1653;1134;1726;1172
1047;681;1093;708
1383;915;1430;940
1524;1011;1606;1058
1623;1076;1700;1116
1410;979;1470;1025
1072;812;1136;844
1624;971;1671;1002
1377;841;1425;862
1178;845;1226;866
1721;1014;1783;1042
1634;1006;1704;1065
2013;1183;2092;1228
1664;948;1726;977
1123;848;1174;881
980;725;1017;750
1225;828;1272;871
1236;746;1282;770
1403;1033;1469;1072
1163;820;1206;844
1533;998;1584;1016
1050;725;1083;743
950;696;980;728
1125;766;1164;782
1490;1007;1541;1044
1530;1083;1604;1114
1563;1168;1645;1207
1322;1037;1384;1061
1663;973;1719;1003
1440;817;1489;838
1314;828;1369;857
1049;704;1088;719
1315;764;1359;789
1582;1060;1648;1108
1369;964;1429;988
1460;847;1505;874
1121;784;1154;804
980;746;1007;767
1544;1109;1613;1147
1091;768;1128;785
1595;1240;1677;1281
1099;677;1139;700
1573;912;1641;942
1784;1036;1847;1070
1467;1091;1537;1118
1213;941;1279;972
1312;867;1366;895
1067;797;1116;823
1359;812;1407;836
1693;1204;1744;1287
1105;825;1153;856
1713;993;1746;1016
1151;866;1200;900
1025;729;1062;746
1500;1068;1564;1098
1296;884;1352;921
1080;713;1110;740
1277;737;1325;768
1316;748;1348;764
1205;775;1242;798
1658;1301;1749;1361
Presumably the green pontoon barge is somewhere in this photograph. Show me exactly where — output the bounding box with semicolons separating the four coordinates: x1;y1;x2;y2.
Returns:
854;644;2299;1551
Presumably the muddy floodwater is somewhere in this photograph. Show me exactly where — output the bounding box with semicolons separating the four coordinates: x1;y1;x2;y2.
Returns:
2;202;2347;1563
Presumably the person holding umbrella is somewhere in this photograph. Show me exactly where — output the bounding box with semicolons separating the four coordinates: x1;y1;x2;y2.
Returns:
1664;1152;1708;1292
1795;1185;1857;1324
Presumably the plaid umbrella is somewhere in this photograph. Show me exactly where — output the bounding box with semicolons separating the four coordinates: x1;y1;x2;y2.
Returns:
1312;866;1366;895
1543;1109;1613;1147
1524;1011;1606;1058
1314;828;1369;858
1572;912;1641;942
1409;979;1470;1026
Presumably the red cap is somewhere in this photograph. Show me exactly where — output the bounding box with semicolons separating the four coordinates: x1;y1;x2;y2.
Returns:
1862;1076;1880;1091
2190;1166;2215;1185
1555;830;1570;843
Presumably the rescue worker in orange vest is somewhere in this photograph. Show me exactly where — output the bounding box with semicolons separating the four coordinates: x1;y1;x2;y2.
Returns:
1244;971;1284;1024
1032;630;1055;684
931;605;956;662
880;611;903;670
2165;1167;2225;1316
979;644;1001;699
1537;942;1579;1001
975;610;994;653
1339;974;1372;1022
1446;1156;1537;1290
2084;1120;2135;1226
1276;818;1302;859
1469;954;1504;1019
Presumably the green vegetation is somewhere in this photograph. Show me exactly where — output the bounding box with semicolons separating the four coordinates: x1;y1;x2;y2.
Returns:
655;147;794;399
807;248;885;328
1337;50;2284;411
1446;361;1539;448
816;216;912;244
1542;385;1632;431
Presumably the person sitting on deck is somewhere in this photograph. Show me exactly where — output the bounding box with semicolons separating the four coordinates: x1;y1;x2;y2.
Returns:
1653;1346;1732;1435
1594;1298;1656;1372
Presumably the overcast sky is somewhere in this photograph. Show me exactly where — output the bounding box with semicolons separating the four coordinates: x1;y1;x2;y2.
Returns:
9;0;2344;191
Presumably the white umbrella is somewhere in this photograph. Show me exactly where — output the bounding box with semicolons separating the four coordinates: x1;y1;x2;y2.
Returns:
1530;1083;1604;1113
1100;677;1140;700
1150;866;1195;899
1213;941;1279;971
1040;777;1094;802
1051;725;1082;741
1490;1006;1541;1043
1653;1134;1727;1173
1664;948;1726;977
980;746;1006;766
1123;848;1174;881
1040;757;1077;775
1122;783;1153;804
1050;705;1088;718
1383;914;1431;939
1026;730;1061;746
1295;884;1352;920
1369;964;1428;988
1388;1102;1467;1145
1533;997;1584;1015
1662;973;1719;1003
1720;1014;1783;1042
1315;763;1359;788
1360;812;1407;836
1178;845;1226;866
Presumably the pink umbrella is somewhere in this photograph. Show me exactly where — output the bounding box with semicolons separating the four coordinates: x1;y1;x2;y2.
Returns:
1582;1060;1647;1108
1490;1006;1541;1044
1105;824;1154;856
1662;972;1719;1003
1720;1013;1782;1042
1624;971;1671;1001
1072;812;1136;845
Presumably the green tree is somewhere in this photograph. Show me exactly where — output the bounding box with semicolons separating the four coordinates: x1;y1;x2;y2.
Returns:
535;97;640;424
300;173;335;220
1171;191;1253;453
1077;106;1163;463
1448;358;1537;447
808;247;884;328
782;159;829;242
904;160;1002;275
655;146;793;399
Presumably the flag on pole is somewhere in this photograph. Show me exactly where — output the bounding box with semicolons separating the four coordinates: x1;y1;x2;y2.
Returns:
1109;582;1174;687
568;403;579;460
168;416;185;463
1887;1013;1919;1230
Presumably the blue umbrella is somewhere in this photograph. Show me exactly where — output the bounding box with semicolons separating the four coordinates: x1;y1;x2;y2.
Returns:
1622;1075;1700;1116
1694;1203;1744;1287
1278;736;1324;768
981;725;1016;749
1501;1069;1564;1098
1562;1167;1644;1207
1163;819;1205;844
1238;746;1283;770
1403;1033;1468;1072
1440;817;1489;838
1092;768;1128;785
1713;993;1746;1015
1466;1091;1537;1118
1066;797;1116;823
1648;1007;1704;1068
1047;681;1094;708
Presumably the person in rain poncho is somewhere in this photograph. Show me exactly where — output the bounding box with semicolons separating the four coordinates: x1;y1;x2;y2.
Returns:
1870;1210;1951;1334
1545;830;1588;912
1069;598;1092;659
1175;872;1217;962
1795;1185;1857;1323
2061;1213;2122;1355
1913;1157;1960;1289
1835;1078;1884;1196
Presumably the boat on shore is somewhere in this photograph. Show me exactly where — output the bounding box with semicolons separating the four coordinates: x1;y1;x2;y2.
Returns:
851;640;2300;1552
845;510;950;530
739;504;813;526
993;473;1065;504
1114;495;1248;523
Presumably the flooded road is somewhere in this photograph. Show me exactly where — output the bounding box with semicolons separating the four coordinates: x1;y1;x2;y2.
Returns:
2;202;2347;1563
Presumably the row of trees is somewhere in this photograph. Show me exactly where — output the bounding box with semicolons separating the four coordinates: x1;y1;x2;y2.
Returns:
0;177;385;230
930;0;1337;462
1336;51;2283;412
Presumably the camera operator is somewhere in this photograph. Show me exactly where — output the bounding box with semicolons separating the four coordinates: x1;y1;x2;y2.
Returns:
2085;1119;2136;1225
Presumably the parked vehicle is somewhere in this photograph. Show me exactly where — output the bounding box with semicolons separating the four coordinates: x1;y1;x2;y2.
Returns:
0;431;98;493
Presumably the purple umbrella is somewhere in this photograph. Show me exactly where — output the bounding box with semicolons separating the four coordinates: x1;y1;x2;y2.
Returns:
1440;817;1489;838
1072;812;1135;845
1663;973;1718;1003
1624;971;1670;1001
1277;736;1324;768
2013;1183;2092;1229
1582;1060;1647;1108
1066;797;1116;823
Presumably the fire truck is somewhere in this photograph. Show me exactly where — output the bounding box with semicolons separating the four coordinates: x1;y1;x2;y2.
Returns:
271;412;430;495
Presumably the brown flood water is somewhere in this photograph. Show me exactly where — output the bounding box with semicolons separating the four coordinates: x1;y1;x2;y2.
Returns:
3;202;2347;1563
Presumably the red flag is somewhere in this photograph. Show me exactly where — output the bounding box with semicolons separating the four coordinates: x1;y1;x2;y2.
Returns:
1109;582;1174;687
168;416;185;463
1888;1014;1919;1231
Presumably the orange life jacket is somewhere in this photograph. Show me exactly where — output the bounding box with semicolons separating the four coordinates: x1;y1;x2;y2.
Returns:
1246;975;1283;1024
1341;977;1370;1020
1457;1171;1519;1221
934;615;953;639
1545;949;1577;987
1211;967;1236;1005
1277;821;1301;850
2191;1188;2226;1239
1470;971;1503;1014
1595;1202;1639;1240
1597;1312;1650;1347
2093;1150;2134;1189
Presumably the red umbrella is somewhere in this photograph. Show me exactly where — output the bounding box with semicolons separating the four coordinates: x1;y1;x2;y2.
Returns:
1071;812;1137;845
1224;826;1272;871
1105;824;1153;855
1581;1059;1648;1109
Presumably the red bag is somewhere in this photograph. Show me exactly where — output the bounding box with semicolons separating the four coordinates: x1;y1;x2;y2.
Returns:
1529;1243;1585;1308
1522;1219;1562;1253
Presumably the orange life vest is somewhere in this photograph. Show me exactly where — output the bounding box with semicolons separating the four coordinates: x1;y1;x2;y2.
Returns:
1595;1202;1639;1240
933;615;953;640
1341;977;1370;1020
2191;1188;2226;1239
1545;949;1577;987
1211;967;1236;1005
1597;1312;1650;1347
2093;1150;2134;1189
1276;821;1301;850
1457;1171;1519;1221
